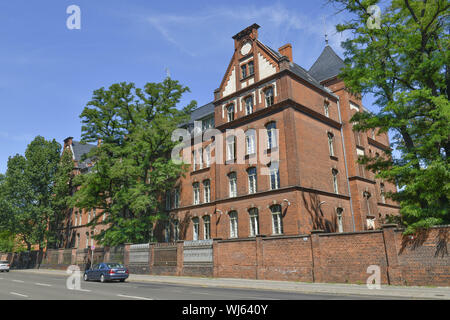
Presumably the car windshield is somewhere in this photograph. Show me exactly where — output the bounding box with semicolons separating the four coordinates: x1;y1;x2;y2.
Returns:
0;261;8;264
106;263;124;268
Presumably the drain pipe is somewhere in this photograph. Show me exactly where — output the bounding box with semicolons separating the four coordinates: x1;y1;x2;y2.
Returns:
336;99;356;232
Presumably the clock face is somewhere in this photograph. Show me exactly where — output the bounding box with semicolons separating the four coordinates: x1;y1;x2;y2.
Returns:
240;42;252;56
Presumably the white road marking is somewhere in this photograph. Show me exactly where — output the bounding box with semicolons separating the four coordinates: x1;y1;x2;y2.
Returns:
10;292;28;298
75;289;91;292
12;280;24;283
35;283;52;287
192;291;210;295
117;294;153;300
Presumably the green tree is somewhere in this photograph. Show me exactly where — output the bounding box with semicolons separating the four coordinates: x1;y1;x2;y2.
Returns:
330;0;449;233
0;137;61;255
48;146;75;249
72;79;195;246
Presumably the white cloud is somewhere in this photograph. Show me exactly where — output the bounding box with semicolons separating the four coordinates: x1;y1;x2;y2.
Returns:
142;3;347;59
0;131;33;143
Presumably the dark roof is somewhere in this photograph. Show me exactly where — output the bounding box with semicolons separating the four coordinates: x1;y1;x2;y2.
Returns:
71;141;96;169
261;41;334;96
187;102;214;125
308;45;345;82
289;63;326;90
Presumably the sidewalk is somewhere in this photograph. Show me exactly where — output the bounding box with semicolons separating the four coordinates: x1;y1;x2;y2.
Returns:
14;268;450;300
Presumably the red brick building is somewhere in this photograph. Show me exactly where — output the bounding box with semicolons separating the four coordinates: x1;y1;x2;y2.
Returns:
166;24;400;242
60;24;400;248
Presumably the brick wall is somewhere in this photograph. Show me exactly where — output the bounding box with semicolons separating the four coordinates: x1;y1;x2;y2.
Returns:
7;225;448;287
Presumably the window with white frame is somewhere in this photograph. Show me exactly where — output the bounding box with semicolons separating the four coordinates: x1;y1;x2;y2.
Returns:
202;116;214;131
228;172;237;198
332;169;339;194
85;232;89;249
76;233;80;248
193;182;200;205
226;136;236;161
79;212;82;226
88;210;91;223
247;167;257;194
229;211;238;238
203;180;211;203
192;217;200;241
227;104;235;122
266;122;277;149
204;145;211;167
336;208;344;233
269;163;280;190
380;183;386;204
271;205;283;235
245;96;253;115
264;87;274;107
328;132;335;157
203;216;211;240
198;148;203;169
249;208;259;237
246;129;256;155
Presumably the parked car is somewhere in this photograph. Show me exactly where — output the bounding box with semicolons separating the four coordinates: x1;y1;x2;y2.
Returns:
0;261;10;272
83;262;128;283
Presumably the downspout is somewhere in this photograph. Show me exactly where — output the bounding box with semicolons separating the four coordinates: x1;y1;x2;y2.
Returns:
336;99;356;232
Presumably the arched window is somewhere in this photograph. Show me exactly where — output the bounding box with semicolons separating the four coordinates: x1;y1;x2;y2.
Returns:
247;167;257;194
203;180;211;203
245;96;254;115
246;129;256;155
332;169;339;194
192;217;200;241
193;182;200;205
271;205;283;235
380;183;385;204
324;101;330;117
264;87;274;107
228;172;237;198
173;220;180;241
249;208;259;237
203;216;211;240
328;132;335;157
229;211;238;238
226;135;236;161
269;162;280;190
266;122;277;149
227;104;235;122
336;208;344;233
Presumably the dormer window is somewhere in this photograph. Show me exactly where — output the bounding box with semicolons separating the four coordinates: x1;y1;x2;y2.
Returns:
227;104;235;122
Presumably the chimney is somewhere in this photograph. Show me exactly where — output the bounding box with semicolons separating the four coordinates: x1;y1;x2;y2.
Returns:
63;137;73;148
278;44;293;62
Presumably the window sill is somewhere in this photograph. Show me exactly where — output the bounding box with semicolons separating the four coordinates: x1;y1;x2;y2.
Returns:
240;74;254;82
191;167;210;174
330;155;338;161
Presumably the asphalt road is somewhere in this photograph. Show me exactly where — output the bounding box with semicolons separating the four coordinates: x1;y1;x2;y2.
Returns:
0;271;400;300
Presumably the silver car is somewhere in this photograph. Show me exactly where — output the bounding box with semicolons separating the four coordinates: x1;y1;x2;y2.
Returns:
0;261;10;272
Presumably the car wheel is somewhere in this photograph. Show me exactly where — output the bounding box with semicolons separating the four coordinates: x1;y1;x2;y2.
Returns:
100;274;106;283
6;270;9;273
83;273;89;281
119;279;125;282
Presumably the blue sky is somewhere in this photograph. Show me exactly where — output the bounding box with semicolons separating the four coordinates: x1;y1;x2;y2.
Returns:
0;0;377;174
